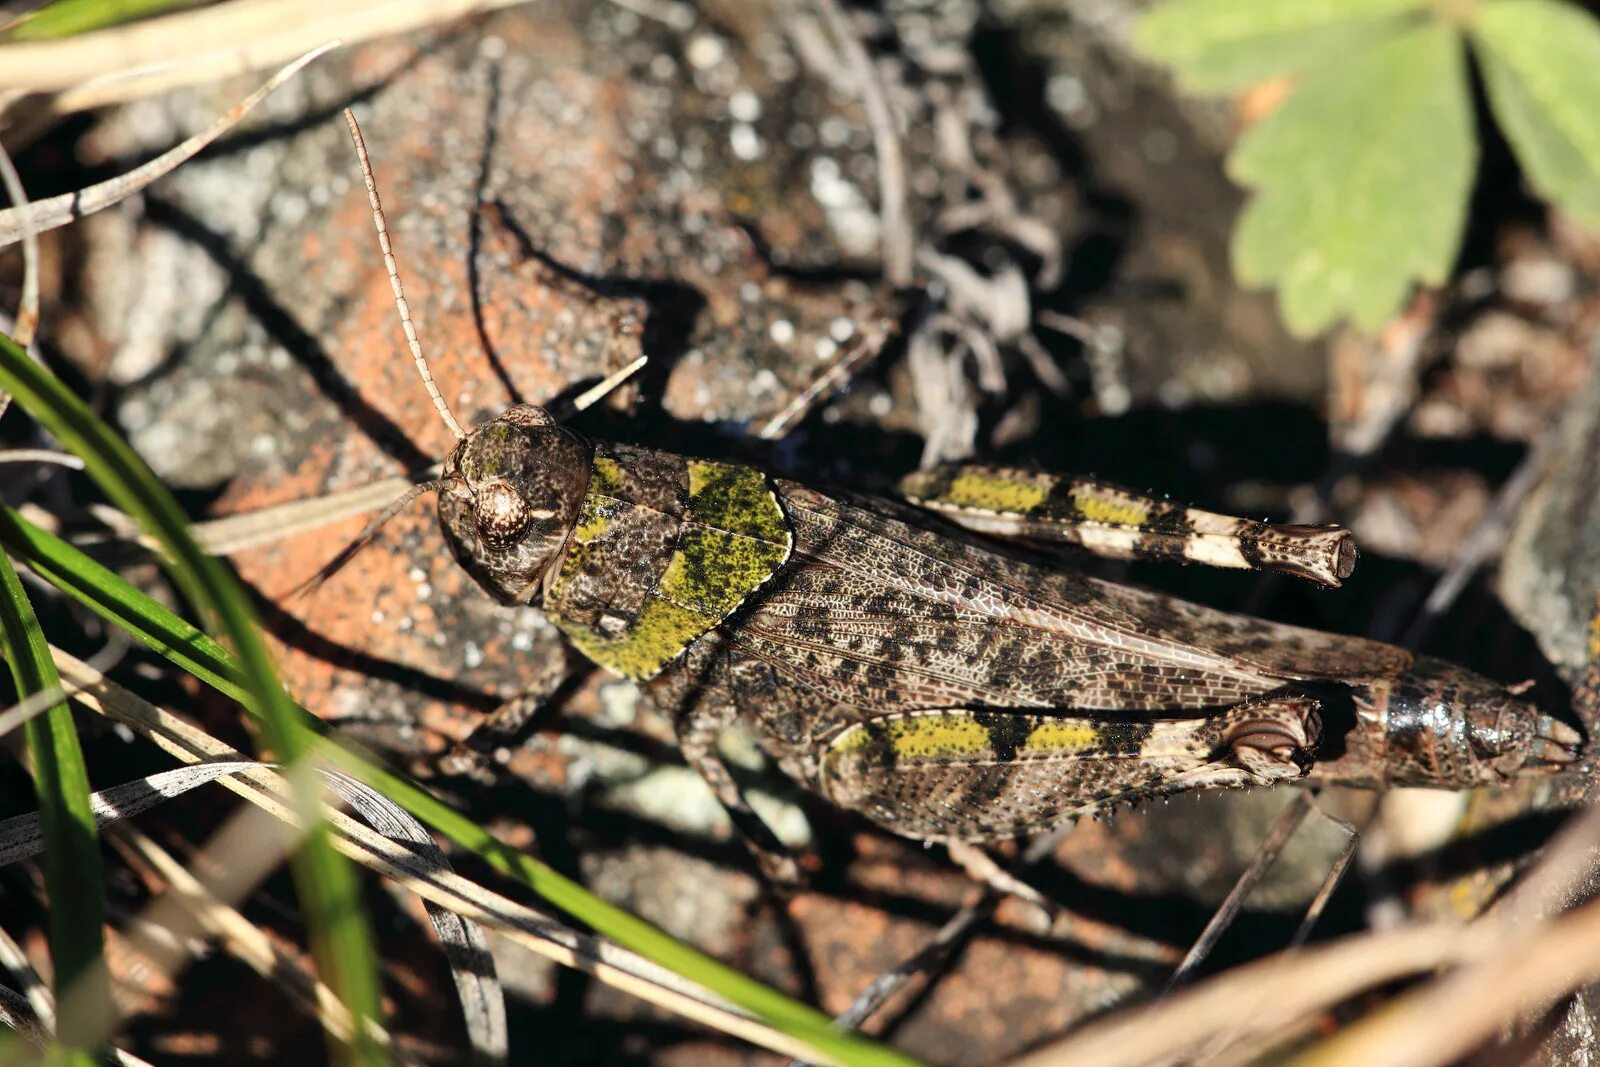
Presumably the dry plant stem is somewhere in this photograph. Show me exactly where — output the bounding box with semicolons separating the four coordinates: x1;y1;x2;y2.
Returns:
811;0;912;288
1292;831;1359;951
109;826;361;1045
44;647;835;1065
0;137;38;357
1186;821;1362;1067
845;900;993;1032
0;0;525;104
558;354;649;417
800;822;1091;1061
0;44;334;248
786;899;998;1067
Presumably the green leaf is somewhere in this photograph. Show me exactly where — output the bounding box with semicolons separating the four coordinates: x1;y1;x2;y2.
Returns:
1134;0;1429;92
1228;21;1477;335
0;512;918;1067
1;0;204;41
0;553;105;1063
0;331;389;1066
1473;0;1600;226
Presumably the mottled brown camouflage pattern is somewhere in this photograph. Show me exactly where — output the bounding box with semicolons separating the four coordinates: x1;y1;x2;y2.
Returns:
433;405;1581;853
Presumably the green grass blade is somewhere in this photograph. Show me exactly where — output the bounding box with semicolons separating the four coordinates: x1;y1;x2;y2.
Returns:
0;512;247;704
0;332;387;1066
0;507;919;1067
0;553;105;1065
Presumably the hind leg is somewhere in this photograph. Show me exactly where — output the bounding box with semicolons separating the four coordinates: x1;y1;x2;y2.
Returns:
819;695;1322;842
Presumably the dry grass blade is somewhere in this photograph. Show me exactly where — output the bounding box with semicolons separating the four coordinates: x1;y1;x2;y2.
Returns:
0;743;501;1057
289;478;454;598
0;924;52;1032
66;764;326;1059
17;474;432;563
0;629;125;738
46;645;843;1064
110;826;361;1046
0;0;528;111
0;986;157;1067
1294;894;1600;1067
316;771;507;1063
0;760;265;866
0;42;335;248
0;984;51;1052
0;757;442;1056
188;473;425;556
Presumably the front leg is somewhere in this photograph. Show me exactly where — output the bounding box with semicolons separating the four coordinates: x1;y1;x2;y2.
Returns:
439;651;572;779
674;698;802;886
900;464;1355;587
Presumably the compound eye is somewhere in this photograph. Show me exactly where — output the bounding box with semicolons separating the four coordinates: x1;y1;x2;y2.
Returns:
475;480;532;548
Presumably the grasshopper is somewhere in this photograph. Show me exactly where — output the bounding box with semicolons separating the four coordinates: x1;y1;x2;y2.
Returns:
323;111;1581;879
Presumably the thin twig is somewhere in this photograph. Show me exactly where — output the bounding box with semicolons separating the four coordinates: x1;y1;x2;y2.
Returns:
1162;793;1312;996
1399;430;1556;649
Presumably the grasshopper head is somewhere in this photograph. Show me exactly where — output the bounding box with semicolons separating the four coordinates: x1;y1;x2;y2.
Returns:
438;405;592;605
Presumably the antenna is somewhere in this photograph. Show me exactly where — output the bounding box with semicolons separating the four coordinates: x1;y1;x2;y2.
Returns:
292;477;455;598
342;107;466;441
